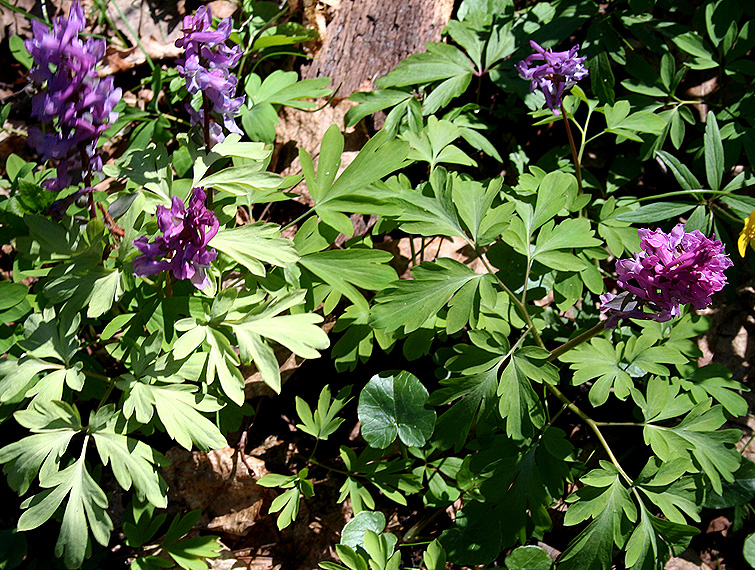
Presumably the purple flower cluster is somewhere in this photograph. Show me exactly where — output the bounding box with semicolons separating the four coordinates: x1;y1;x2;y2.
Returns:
25;2;121;193
515;41;589;115
600;224;732;328
175;5;244;144
133;188;219;290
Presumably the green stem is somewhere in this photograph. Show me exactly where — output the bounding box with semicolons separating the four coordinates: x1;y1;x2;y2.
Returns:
95;376;118;411
547;321;606;362
740;431;755;455
545;383;633;486
710;201;743;225
561;102;583;196
593;421;645;427
281;209;314;232
630;189;730;202
303;456;350;476
0;0;45;22
109;0;155;71
477;250;545;349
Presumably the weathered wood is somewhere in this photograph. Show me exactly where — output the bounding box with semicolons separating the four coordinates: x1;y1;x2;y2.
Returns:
301;0;455;96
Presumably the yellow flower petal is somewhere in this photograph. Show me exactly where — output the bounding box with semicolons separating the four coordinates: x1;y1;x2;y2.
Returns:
738;211;755;257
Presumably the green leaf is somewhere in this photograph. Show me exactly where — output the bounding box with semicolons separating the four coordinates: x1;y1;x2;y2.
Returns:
18;452;113;569
471;429;572;549
744;533;755;567
559;467;635;570
165;536;222;570
589;51;615;105
370;258;492;334
345;90;413;128
376;42;476;88
643;401;741;494
422;540;447;570
681;364;748;417
301;126;409;236
393;167;466;238
559;337;633;406
212;222;299;276
269;487;301;530
357;371;436;449
422;73;474;115
635;457;701;524
227;291;329;393
119;378;227;452
616;202;696;223
103;143;172;201
340;511;386;550
654;151;702;191
295;385;352;440
0;419;79;494
532;218;601;262
505;545;553;570
300;249;397;312
91;408;168;508
9;35;31;69
404;117;476;169
197;166;283;196
246;70;332;109
704;458;755;509
431;343;504;450
439;502;501;566
497;354;546;441
704;112;724;191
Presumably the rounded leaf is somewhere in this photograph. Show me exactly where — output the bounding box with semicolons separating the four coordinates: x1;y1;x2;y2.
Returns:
340;511;386;550
357;371;436;449
505;545;554;570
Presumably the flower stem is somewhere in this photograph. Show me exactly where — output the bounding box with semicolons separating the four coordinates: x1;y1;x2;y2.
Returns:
545;383;634;486
547;321;606;362
476;249;545;349
560;102;583;196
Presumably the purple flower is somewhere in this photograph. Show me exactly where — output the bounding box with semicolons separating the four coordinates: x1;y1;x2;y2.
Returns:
176;5;244;144
25;2;121;194
600;224;733;328
133;188;219;290
515;41;589;115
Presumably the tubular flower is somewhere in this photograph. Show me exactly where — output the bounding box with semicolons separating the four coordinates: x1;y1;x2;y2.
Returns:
600;224;732;328
738;209;755;257
176;5;244;144
515;40;589;115
25;2;121;193
133;188;219;290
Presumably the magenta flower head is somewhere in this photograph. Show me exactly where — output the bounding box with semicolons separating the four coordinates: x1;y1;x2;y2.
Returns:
600;224;733;328
25;2;121;196
133;188;219;290
515;41;589;115
175;5;244;145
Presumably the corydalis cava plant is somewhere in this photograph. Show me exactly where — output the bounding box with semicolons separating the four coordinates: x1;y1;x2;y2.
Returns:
600;224;732;328
133;188;219;290
515;40;588;115
176;5;244;146
25;2;121;206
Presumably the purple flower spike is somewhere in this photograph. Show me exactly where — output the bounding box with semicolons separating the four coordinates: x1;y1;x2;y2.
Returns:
133;188;219;290
600;224;733;328
176;5;244;144
515;41;589;115
25;2;121;196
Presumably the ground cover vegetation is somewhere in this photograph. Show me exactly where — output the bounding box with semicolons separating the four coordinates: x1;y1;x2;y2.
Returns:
0;0;754;568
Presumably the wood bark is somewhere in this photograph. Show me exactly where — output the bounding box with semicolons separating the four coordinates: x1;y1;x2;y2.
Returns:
301;0;455;96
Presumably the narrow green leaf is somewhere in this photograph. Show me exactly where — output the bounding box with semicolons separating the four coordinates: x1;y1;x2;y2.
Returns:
704;112;724;191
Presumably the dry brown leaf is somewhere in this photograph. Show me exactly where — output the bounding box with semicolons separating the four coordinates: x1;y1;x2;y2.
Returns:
162;446;269;536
